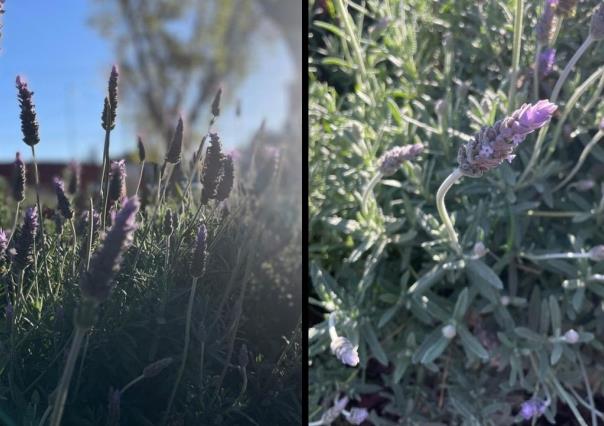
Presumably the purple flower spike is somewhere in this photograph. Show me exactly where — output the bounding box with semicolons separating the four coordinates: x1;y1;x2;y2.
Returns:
190;223;208;278
16;76;41;147
520;398;549;420
457;100;557;177
378;143;424;176
53;177;73;220
536;0;559;45
80;197;139;304
539;48;556;77
108;160;127;207
14;207;38;270
12;152;26;202
0;229;7;259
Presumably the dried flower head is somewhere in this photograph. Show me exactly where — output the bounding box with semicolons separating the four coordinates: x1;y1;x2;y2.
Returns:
215;154;234;202
12;152;26;202
137;136;146;163
590;3;604;40
555;0;576;17
211;87;222;117
519;398;549;420
330;336;360;367
321;396;349;425
165;117;183;164
102;66;119;130
143;357;173;378
536;0;559;45
53;177;73;220
200;133;224;204
14;207;38;271
378;143;424;176
457;100;557;177
538;48;556;77
80;197;139;304
16;76;40;147
190;223;207;278
589;245;604;261
346;407;369;425
108;160;127;206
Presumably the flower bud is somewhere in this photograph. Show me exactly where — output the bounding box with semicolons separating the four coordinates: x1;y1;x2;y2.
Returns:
378;144;424;176
442;324;456;339
563;329;580;344
16;76;40;147
137;136;146;163
165;117;183;164
473;242;487;258
520;398;549;420
53;177;73;220
589;245;604;261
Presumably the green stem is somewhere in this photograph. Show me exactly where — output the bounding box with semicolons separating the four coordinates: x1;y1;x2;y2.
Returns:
333;0;369;88
49;326;87;426
533;43;542;102
162;276;199;425
361;171;383;215
554;130;604;192
507;0;524;113
577;353;597;426
135;160;145;197
520;251;589;260
7;201;21;246
436;169;463;254
120;374;144;395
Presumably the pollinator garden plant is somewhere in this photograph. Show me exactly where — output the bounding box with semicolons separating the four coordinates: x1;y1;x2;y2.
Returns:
0;66;301;425
310;0;604;424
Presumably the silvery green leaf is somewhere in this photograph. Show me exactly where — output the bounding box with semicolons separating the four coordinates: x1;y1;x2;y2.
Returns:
362;321;388;366
412;328;448;364
466;259;503;290
407;264;445;296
514;327;545;343
458;325;489;361
551;342;563;365
452;287;470;321
549;295;561;335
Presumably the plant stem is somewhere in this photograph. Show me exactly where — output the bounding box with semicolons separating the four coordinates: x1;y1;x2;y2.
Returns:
549;373;589;426
328;312;338;341
100;123;111;229
163;276;199;425
135;160;145;197
49;326;86;426
361;171;383;215
533;43;541;102
507;0;524;114
30;145;44;239
554;130;604;192
120;374;144;394
520;251;589;260
436;169;463;254
7;201;21;246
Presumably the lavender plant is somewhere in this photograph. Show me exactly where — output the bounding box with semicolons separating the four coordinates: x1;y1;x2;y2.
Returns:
311;0;604;424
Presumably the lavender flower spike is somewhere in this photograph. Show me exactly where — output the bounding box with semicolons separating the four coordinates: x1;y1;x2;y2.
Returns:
16;76;40;147
108;160;127;206
80;196;139;304
538;48;556;78
53;177;73;220
458;100;557;177
378;143;424;176
190;223;207;278
12;152;26;202
520;398;549;420
14;207;38;270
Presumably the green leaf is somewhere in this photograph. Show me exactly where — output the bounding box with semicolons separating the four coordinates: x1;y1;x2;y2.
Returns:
452;287;470;321
407;264;445;296
466;260;503;290
361;321;388;366
458;325;489;360
549;295;561;335
387;98;403;126
514;327;545;343
378;302;402;328
412;328;450;365
551;342;563;365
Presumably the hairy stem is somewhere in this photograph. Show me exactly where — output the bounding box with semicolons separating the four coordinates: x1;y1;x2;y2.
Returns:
436;169;463;254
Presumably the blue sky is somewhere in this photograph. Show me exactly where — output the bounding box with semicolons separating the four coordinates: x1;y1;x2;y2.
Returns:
0;2;294;162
